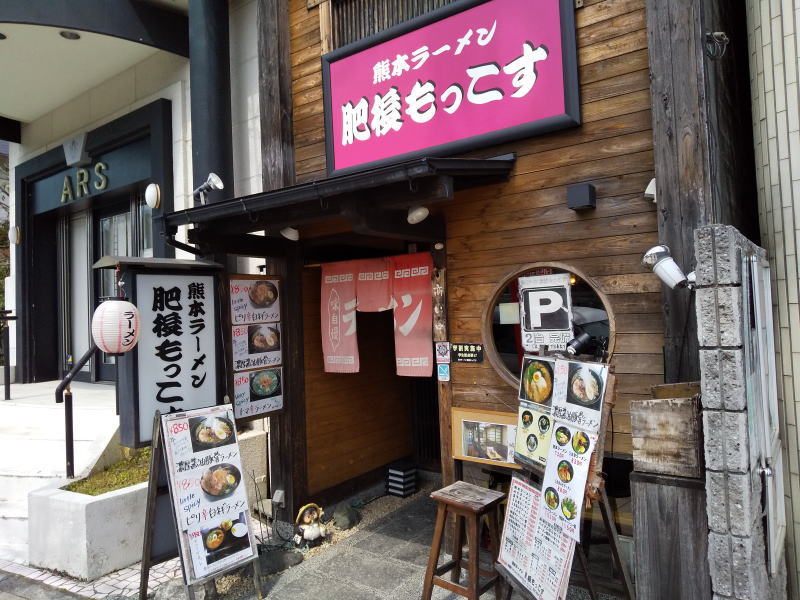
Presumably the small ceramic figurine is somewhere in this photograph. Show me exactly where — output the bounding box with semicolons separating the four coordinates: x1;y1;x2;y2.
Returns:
294;503;326;548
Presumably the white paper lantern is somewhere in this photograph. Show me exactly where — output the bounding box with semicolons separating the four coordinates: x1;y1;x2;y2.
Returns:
91;299;141;354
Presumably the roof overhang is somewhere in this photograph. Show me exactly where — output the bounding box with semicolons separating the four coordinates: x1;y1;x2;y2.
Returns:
164;154;515;255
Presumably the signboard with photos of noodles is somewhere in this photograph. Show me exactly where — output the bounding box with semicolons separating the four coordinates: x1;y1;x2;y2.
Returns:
229;274;284;420
160;405;258;583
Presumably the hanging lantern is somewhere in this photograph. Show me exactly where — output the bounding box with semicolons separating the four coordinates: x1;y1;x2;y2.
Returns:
91;298;141;355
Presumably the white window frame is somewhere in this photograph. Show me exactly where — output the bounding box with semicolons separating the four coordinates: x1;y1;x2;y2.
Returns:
743;253;785;575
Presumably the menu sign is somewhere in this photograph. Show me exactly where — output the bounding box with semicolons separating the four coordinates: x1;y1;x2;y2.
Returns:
498;477;574;600
161;405;257;582
540;422;597;541
136;274;218;443
229;276;284;419
514;405;552;469
551;359;608;434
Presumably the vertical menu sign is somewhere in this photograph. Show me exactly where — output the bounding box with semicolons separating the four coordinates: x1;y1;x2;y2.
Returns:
137;274;218;442
161;405;257;582
229;275;284;419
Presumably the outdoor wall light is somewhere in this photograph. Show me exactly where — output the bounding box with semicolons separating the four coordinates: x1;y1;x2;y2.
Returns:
0;33;7;41
434;242;445;250
644;178;657;203
641;245;696;289
192;172;224;205
280;227;300;241
407;205;429;224
59;30;81;40
144;183;161;209
7;226;20;245
566;331;592;356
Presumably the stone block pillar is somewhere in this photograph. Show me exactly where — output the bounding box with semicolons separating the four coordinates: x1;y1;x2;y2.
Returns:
694;225;787;600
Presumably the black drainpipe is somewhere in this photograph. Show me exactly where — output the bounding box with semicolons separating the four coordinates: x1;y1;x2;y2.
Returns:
188;0;234;206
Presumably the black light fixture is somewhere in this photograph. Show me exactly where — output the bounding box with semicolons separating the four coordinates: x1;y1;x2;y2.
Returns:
59;30;81;40
566;331;592;356
0;33;7;41
566;183;596;211
192;172;224;205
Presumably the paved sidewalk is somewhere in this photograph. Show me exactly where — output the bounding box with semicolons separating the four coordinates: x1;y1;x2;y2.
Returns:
0;490;623;600
0;380;118;563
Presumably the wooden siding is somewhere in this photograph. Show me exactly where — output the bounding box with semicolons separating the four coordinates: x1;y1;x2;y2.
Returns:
290;0;662;457
302;268;413;494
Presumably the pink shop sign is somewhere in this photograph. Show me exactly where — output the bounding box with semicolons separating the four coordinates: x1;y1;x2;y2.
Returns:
322;0;580;175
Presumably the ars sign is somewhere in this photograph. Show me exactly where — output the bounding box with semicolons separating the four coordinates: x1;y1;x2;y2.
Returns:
519;273;573;351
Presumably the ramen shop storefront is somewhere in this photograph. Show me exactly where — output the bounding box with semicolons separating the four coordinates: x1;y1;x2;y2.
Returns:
162;155;515;513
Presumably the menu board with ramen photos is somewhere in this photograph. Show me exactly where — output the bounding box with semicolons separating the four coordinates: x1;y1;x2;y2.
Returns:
551;359;608;434
514;404;553;469
540;422;597;541
161;405;257;582
229;275;284;420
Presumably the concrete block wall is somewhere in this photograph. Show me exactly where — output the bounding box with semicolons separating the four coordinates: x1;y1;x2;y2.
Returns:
695;225;787;600
746;1;800;595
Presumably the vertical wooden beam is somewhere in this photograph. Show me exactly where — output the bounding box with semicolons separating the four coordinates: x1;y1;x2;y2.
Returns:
647;0;757;383
258;0;295;192
257;0;303;518
267;247;307;520
646;0;712;383
319;0;333;54
432;247;455;487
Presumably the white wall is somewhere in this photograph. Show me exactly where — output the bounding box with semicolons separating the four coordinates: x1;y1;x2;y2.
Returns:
747;0;800;596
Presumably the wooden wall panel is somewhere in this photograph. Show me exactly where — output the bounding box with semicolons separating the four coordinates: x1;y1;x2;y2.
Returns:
302;268;413;494
289;0;662;457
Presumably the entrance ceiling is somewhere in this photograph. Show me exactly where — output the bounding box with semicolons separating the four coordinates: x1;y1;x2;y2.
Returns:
0;0;188;124
0;23;167;123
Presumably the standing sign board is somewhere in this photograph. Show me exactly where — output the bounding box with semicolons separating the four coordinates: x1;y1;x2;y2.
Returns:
229;275;284;420
322;0;580;175
498;476;574;600
134;273;218;444
161;405;258;582
518;274;573;351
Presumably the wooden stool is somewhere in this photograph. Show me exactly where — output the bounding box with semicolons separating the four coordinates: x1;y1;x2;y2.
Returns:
422;481;506;600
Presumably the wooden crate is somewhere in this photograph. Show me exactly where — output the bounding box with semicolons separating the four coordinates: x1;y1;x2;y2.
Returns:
630;382;703;478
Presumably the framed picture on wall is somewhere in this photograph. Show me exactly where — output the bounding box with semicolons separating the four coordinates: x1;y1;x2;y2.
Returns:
451;407;521;469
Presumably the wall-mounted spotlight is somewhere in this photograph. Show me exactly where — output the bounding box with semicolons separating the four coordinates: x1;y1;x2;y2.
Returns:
644;178;657;203
144;183;161;209
407;205;429;224
7;226;20;245
280;227;300;241
641;245;696;289
192;172;224;206
566;331;592;356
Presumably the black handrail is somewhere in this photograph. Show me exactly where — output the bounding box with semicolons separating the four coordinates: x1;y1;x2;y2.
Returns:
56;343;97;478
0;311;17;401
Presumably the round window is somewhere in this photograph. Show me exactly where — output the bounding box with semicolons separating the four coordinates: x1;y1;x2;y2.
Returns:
481;262;616;388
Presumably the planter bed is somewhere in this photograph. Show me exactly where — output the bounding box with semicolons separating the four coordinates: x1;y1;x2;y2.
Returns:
28;481;147;580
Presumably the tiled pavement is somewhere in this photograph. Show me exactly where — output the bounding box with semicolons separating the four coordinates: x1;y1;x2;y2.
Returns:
256;493;622;600
0;490;624;599
0;556;181;599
